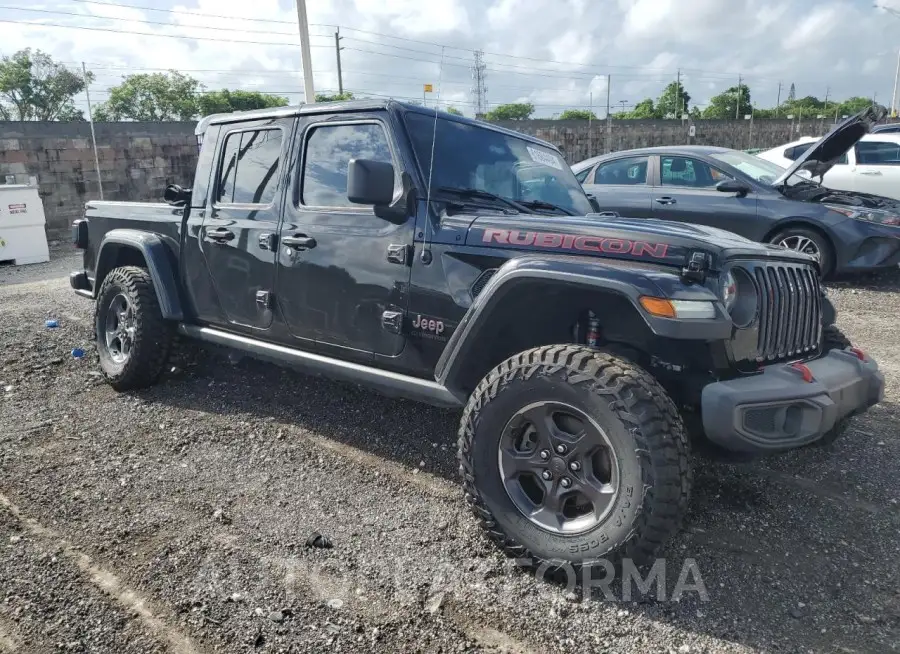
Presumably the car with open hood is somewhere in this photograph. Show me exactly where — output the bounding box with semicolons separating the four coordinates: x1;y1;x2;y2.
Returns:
758;131;900;202
573;107;900;275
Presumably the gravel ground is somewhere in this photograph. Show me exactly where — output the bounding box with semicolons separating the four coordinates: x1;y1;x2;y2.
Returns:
1;251;898;653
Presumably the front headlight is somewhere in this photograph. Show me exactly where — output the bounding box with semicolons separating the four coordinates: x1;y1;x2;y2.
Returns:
719;271;737;312
826;204;900;225
720;268;758;327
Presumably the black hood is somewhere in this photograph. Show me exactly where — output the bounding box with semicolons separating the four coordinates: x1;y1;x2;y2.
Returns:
463;213;817;271
773;106;885;186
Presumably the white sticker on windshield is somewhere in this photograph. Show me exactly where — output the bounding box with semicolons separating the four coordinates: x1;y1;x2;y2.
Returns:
526;146;564;171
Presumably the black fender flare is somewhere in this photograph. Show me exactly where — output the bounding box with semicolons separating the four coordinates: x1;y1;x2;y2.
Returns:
94;229;183;320
434;255;731;388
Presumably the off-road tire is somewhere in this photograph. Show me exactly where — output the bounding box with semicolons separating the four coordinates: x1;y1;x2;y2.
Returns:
458;345;691;569
95;266;173;391
822;325;852;351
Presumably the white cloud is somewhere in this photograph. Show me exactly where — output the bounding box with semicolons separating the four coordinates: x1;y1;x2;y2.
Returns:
0;0;895;119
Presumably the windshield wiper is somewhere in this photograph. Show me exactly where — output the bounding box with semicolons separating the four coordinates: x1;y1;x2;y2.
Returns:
433;187;529;213
518;199;577;216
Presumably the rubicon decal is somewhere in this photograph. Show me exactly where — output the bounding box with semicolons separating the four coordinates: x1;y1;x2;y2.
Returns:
482;228;669;258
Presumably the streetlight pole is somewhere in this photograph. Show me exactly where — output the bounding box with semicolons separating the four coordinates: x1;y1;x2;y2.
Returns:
875;3;900;116
294;0;316;103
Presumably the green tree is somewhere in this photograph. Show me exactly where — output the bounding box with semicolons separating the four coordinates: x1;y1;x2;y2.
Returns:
614;98;657;119
197;89;289;115
314;91;354;102
94;71;200;121
557;108;597;120
837;97;875;116
445;106;463;115
484;102;534;120
702;84;752;119
0;49;92;121
656;81;690;118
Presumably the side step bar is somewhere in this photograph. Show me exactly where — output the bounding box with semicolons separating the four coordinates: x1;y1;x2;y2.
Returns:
178;324;465;409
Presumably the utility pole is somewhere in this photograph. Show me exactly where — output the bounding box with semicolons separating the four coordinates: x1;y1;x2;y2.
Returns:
823;86;829;113
82;62;103;200
735;74;742;120
334;28;344;95
294;0;316;103
775;81;782;118
675;68;681;119
605;74;612;153
893;49;900;117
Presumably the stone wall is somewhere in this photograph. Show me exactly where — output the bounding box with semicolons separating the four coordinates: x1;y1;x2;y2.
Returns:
0;122;198;238
491;118;838;164
0;116;854;239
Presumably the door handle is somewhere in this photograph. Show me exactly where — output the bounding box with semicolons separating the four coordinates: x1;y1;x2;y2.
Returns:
655;197;676;205
206;227;235;242
281;234;317;250
859;170;883;176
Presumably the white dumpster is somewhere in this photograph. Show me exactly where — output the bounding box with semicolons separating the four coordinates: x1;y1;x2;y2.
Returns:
0;183;50;266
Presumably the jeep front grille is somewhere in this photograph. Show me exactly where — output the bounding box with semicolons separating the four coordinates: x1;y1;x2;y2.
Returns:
751;263;822;361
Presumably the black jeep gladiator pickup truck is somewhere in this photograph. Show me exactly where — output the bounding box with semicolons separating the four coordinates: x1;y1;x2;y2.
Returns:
70;100;883;568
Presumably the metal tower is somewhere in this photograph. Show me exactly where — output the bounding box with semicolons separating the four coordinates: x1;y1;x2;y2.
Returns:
471;50;488;118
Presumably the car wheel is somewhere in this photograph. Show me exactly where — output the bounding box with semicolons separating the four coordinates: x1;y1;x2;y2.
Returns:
95;266;173;390
458;345;691;569
770;227;834;276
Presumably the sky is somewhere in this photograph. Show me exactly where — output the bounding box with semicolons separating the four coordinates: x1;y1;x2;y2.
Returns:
2;0;900;119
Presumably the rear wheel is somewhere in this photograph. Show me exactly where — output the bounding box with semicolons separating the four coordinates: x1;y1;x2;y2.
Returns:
95;266;173;390
769;227;834;276
458;345;690;568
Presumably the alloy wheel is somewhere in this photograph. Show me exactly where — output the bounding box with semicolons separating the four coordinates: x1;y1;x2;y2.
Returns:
776;235;821;261
497;401;620;534
104;293;135;365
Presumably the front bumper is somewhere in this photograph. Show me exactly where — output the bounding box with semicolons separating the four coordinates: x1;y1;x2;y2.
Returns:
701;349;883;453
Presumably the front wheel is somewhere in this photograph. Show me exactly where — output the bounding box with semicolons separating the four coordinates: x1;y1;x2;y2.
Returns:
95;266;173;390
769;227;834;277
458;345;691;568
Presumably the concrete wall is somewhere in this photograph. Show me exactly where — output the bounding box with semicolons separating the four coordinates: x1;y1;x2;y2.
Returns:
0;122;198;239
491;118;837;164
0;117;849;238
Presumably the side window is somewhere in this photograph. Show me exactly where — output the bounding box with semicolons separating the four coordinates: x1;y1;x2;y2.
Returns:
661;156;730;188
592;156;648;185
574;167;592;183
855;141;900;165
215;129;283;205
302;123;393;207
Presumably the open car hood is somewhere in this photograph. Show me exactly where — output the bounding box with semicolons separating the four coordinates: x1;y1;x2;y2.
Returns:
772;106;885;186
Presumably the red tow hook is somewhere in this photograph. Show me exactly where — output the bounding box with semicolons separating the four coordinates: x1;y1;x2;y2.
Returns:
849;347;867;361
789;362;814;383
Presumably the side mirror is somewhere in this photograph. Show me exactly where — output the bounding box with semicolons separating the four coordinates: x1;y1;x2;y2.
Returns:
586;193;601;213
715;179;750;196
164;184;192;206
347;159;395;206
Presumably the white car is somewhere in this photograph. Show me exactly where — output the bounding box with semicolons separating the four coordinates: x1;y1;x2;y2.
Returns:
757;133;900;201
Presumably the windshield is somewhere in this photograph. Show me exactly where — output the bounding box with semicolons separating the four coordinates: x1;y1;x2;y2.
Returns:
405;112;593;215
710;150;812;187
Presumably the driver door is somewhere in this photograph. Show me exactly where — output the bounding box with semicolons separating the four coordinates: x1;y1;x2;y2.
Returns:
582;155;653;218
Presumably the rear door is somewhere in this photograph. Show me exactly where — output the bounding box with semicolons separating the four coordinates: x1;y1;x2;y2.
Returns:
199;119;290;331
650;154;758;234
849;140;900;199
581;155;653;217
275;115;414;360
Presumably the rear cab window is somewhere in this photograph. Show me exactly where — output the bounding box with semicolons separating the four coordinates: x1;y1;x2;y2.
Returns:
215;127;284;206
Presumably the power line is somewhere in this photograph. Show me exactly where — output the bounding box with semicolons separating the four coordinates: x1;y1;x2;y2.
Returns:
0;18;335;47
